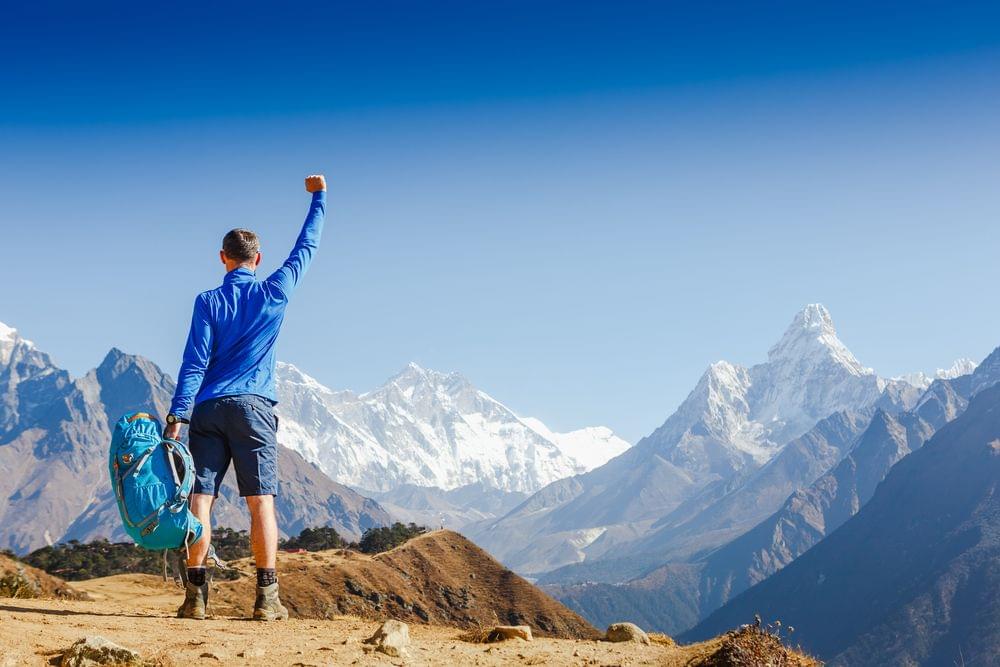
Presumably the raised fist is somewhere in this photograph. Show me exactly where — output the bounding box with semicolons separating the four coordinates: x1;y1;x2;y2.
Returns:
305;174;326;193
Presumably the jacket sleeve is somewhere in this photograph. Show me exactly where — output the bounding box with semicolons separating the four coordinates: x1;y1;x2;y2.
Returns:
169;295;214;419
265;190;326;298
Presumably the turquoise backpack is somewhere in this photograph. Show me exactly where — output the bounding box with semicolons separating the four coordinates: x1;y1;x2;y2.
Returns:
109;412;203;552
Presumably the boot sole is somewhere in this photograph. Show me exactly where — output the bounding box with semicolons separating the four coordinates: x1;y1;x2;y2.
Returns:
252;609;289;621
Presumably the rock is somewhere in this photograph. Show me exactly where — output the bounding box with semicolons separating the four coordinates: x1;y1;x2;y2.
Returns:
486;625;533;642
60;637;140;666
199;651;230;660
605;622;650;645
363;620;410;658
238;647;266;658
344;578;365;596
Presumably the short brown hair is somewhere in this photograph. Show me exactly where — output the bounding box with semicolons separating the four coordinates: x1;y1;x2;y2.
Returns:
222;228;260;262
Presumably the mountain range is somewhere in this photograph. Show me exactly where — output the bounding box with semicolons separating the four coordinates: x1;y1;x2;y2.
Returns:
0;325;387;553
7;303;999;665
685;382;1000;665
274;361;629;495
0;320;628;553
452;303;1000;655
469;304;926;576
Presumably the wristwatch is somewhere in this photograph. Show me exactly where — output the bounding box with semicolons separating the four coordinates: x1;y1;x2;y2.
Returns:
166;413;190;425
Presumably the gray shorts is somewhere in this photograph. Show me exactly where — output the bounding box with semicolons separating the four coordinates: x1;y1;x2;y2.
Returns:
188;394;279;497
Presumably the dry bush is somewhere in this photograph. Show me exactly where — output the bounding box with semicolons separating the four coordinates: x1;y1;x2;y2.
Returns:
649;632;676;647
0;567;40;599
696;617;821;667
459;610;500;643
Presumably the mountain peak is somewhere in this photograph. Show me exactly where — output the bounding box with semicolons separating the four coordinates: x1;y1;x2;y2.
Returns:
389;362;466;389
276;361;336;394
794;303;835;332
97;347;136;374
0;321;35;349
778;303;837;343
0;321;39;366
95;348;171;390
767;304;869;376
896;357;978;389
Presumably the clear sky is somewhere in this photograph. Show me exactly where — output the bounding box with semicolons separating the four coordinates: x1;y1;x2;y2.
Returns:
2;1;1000;441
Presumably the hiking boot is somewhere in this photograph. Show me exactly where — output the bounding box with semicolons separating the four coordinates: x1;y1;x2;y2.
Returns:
253;582;289;621
177;580;209;620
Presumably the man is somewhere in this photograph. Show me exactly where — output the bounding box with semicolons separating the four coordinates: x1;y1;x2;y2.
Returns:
163;174;327;620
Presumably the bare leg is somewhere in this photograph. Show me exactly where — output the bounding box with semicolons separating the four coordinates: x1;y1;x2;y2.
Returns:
187;493;214;567
246;494;278;569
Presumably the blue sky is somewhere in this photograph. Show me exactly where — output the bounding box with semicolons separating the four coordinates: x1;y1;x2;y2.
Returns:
2;1;1000;441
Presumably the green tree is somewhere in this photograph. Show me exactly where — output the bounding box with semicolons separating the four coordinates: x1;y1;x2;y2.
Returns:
280;526;345;551
358;522;427;554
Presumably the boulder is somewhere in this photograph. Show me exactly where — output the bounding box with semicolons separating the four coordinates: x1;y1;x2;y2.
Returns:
363;619;411;658
605;622;650;645
61;637;140;666
487;625;533;642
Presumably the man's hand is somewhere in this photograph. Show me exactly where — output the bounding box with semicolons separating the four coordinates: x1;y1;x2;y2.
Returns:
305;174;326;193
163;422;182;441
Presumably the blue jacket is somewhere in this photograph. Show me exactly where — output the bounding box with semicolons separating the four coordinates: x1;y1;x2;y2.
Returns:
169;191;326;419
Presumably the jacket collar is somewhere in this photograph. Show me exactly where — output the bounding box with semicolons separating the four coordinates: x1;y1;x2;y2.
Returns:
223;267;257;285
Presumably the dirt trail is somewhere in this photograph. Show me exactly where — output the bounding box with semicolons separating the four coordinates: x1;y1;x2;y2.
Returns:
0;559;813;667
0;577;723;666
0;599;690;667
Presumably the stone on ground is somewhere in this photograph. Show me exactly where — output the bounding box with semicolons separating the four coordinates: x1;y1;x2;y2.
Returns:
363;619;411;658
60;636;140;666
605;622;650;645
487;625;533;642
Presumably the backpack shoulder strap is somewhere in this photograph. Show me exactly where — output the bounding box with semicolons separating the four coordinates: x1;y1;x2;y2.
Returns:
162;438;194;511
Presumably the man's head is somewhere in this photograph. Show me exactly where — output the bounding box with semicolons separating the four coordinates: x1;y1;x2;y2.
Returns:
220;228;262;272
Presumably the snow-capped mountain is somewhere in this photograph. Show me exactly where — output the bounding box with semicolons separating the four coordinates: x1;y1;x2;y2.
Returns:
645;304;906;479
0;322;70;433
471;304;919;575
274;362;629;494
519;417;630;471
895;357;978;389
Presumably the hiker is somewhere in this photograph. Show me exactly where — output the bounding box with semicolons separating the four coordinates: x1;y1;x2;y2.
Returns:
163;174;327;620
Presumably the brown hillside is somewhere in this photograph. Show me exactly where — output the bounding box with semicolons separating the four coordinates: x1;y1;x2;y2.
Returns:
211;530;601;639
0;554;86;599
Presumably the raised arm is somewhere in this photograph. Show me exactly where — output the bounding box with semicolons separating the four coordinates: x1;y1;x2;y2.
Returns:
266;174;327;298
167;294;214;431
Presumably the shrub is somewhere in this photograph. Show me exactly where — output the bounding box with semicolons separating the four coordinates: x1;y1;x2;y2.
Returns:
280;526;346;551
358;523;427;554
0;566;40;598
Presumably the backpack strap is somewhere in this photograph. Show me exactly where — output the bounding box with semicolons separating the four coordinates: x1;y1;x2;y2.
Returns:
162;438;194;512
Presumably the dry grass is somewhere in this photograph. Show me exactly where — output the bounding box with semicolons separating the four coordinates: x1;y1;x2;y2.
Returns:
0;567;40;598
689;620;821;667
0;554;87;600
650;632;676;647
459;611;501;643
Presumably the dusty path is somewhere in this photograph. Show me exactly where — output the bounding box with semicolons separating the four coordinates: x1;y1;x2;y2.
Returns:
0;581;713;666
